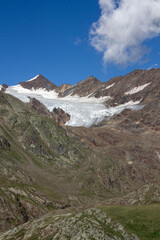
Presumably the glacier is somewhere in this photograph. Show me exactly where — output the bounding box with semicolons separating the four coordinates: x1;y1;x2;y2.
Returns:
5;85;143;127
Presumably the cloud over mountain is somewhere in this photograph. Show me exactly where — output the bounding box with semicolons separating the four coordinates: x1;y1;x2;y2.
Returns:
90;0;160;65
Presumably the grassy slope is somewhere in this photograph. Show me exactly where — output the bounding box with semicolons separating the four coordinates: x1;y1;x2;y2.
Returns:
0;204;160;240
102;204;160;240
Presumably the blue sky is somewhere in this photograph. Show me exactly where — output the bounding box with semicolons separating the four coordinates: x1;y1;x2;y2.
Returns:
0;0;160;86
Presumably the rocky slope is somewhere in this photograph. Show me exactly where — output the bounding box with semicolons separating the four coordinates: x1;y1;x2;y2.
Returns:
0;88;160;230
0;91;86;231
56;83;72;94
61;68;160;105
62;75;102;97
0;68;160;238
61;69;160;128
51;108;70;126
1;204;160;240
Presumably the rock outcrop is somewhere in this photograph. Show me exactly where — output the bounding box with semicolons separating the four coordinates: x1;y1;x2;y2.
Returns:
0;136;10;149
28;97;50;116
51;108;70;126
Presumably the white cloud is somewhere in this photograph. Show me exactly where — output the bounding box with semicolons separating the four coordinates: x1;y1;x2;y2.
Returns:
147;63;159;70
90;0;160;65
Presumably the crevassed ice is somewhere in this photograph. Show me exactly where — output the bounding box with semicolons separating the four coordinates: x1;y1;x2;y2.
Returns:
5;85;143;127
125;83;151;95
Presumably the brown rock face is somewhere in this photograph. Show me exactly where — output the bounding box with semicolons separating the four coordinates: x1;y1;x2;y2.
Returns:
60;68;159;106
107;95;160;131
95;68;160;106
1;84;8;92
0;136;10;149
56;84;72;94
28;98;50;116
62;76;102;97
28;98;70;126
20;74;57;91
51;108;70;126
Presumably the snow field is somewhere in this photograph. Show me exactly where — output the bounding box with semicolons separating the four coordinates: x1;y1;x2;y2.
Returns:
5;85;143;127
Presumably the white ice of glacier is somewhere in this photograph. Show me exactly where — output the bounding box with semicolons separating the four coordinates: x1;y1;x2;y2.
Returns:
5;85;143;127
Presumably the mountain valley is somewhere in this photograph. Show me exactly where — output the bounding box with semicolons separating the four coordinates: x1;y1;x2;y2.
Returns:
0;68;160;239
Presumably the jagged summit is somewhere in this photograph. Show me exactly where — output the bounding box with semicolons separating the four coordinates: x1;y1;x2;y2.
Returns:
20;74;57;91
77;75;101;85
62;75;102;97
2;68;160;128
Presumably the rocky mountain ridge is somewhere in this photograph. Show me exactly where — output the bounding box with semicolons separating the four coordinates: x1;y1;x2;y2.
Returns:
3;68;159;106
3;68;160;128
3;68;159;101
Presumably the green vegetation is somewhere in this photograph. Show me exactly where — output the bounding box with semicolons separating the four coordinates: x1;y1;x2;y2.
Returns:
1;205;160;239
102;204;160;240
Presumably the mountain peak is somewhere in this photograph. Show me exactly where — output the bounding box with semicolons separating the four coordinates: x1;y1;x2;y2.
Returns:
20;75;57;91
62;75;102;97
26;74;41;82
78;75;101;85
89;75;96;79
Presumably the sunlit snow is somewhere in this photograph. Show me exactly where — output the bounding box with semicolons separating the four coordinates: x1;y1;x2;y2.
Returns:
156;152;160;160
26;75;40;82
5;85;143;127
125;83;151;95
105;83;115;89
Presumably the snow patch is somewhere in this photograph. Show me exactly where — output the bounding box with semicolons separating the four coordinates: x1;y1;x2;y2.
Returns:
0;85;2;90
26;75;40;82
128;161;133;165
156;152;160;160
125;83;151;95
105;83;115;89
116;100;141;108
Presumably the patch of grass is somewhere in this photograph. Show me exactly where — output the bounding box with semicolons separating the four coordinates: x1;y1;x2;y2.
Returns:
44;236;54;240
15;229;25;238
101;204;160;240
28;236;39;240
